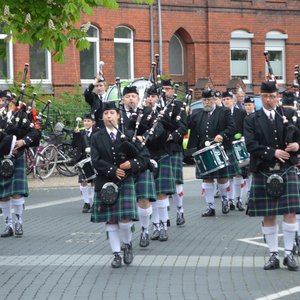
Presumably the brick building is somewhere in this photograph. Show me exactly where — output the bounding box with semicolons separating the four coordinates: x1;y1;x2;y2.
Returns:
1;0;300;96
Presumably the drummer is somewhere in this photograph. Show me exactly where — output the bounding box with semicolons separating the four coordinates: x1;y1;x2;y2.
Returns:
222;90;247;211
187;89;238;217
71;113;99;213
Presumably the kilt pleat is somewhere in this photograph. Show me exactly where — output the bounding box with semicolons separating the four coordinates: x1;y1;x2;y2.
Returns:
91;176;138;223
196;148;240;180
0;154;29;199
155;155;176;195
134;170;156;202
248;167;300;216
170;152;184;184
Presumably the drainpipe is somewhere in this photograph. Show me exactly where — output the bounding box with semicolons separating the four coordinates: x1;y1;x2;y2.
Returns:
157;0;163;73
150;4;154;62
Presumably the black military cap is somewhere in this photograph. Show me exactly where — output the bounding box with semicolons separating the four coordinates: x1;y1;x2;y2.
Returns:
202;90;215;98
123;86;139;96
260;81;278;93
281;91;296;106
244;95;255;104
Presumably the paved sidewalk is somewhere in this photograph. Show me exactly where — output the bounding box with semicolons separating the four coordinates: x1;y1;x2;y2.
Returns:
28;165;196;189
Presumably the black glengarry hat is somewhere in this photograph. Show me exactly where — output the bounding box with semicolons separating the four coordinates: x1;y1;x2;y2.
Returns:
260;81;278;93
202;90;215;98
83;113;95;120
244;95;255;104
161;78;174;87
281;91;296;106
222;90;233;98
146;86;158;96
102;101;119;112
123;86;139;96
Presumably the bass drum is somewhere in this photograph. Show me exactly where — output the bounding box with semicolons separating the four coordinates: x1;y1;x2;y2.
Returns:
104;80;131;102
129;78;152;104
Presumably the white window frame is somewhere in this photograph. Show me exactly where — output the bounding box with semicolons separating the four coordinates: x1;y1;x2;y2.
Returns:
30;45;52;84
114;26;134;80
265;31;288;84
230;30;254;84
0;32;14;84
80;25;100;84
169;34;184;76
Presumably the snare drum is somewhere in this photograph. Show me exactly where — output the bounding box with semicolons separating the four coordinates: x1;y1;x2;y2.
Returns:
192;143;229;175
130;78;152;103
104;80;131;101
75;157;97;181
232;139;250;167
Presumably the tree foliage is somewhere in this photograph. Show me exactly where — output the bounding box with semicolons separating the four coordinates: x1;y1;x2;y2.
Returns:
0;0;153;63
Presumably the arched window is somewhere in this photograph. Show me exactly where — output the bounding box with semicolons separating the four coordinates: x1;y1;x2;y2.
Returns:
114;26;134;80
30;42;51;83
80;25;99;82
230;30;254;84
265;30;288;83
169;34;184;75
0;25;13;83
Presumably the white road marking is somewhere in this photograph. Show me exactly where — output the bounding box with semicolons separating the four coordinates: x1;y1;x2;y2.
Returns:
0;255;267;267
238;235;285;252
255;286;300;300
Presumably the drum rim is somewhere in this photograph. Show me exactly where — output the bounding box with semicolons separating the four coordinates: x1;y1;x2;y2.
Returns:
192;143;221;156
196;163;228;175
232;139;245;144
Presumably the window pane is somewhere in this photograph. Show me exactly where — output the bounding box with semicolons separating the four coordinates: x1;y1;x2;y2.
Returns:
30;43;47;79
80;43;96;79
0;40;8;78
114;43;130;79
267;50;283;80
169;35;183;75
115;27;131;39
231;50;248;79
86;26;98;38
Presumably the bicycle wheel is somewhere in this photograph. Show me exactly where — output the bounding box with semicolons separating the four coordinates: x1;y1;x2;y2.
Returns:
56;143;78;177
25;148;35;175
35;144;58;179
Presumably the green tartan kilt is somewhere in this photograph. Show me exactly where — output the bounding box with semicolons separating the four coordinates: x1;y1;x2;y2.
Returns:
91;176;138;223
155;155;176;195
247;167;300;217
134;169;157;202
196;148;240;180
170;152;184;184
0;154;29;199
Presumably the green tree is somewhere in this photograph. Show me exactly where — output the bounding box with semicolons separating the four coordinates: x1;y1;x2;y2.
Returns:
0;0;153;63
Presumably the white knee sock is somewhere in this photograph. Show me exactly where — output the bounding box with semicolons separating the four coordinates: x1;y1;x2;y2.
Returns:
172;184;184;212
282;222;298;256
12;198;24;224
227;179;234;200
80;186;90;204
88;186;95;203
0;200;12;227
138;206;152;233
202;182;215;209
119;221;133;245
262;225;278;256
296;215;300;239
218;181;229;199
233;176;243;202
106;224;120;254
245;174;252;193
157;198;169;229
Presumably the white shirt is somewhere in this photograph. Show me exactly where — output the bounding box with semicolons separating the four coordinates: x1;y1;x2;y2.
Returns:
263;107;275;120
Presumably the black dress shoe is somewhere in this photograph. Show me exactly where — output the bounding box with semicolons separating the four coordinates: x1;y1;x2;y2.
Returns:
1;226;14;238
139;231;150;248
229;199;235;210
221;197;230;214
82;203;91;213
264;254;280;270
123;243;133;265
283;253;299;271
111;253;122;268
236;201;245;211
201;208;215;217
176;212;185;225
15;222;23;237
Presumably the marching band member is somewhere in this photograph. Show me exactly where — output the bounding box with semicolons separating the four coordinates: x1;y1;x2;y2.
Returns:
161;78;187;226
244;81;300;271
222;91;246;211
84;76;107;128
71;113;99;213
187;89;237;217
121;86;157;247
0;91;40;238
143;86;176;242
91;101;150;268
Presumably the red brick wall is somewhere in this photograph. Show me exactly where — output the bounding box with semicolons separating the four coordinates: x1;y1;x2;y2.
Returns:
10;1;300;95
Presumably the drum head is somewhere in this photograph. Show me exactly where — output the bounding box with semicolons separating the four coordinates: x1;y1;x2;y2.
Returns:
130;79;152;103
104;81;131;101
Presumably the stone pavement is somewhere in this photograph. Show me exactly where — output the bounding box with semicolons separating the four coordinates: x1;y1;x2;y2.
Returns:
0;167;300;299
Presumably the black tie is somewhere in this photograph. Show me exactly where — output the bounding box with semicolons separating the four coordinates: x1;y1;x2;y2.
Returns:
110;132;116;143
269;113;274;124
